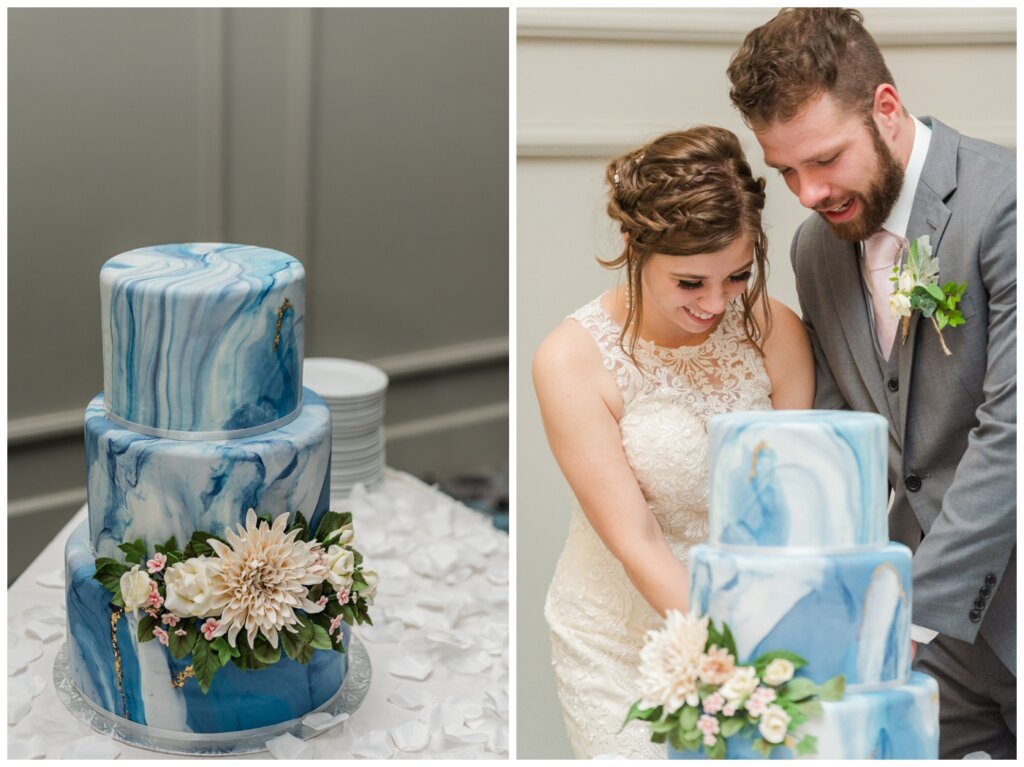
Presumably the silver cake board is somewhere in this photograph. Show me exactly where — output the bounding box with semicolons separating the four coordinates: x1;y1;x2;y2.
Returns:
53;634;372;756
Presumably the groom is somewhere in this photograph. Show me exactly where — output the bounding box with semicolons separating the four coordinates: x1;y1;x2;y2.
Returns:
727;8;1015;759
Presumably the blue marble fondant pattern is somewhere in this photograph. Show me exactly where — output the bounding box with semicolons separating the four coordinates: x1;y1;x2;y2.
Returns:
689;543;912;687
86;387;331;558
709;410;888;548
66;522;349;733
101;243;304;433
669;672;939;759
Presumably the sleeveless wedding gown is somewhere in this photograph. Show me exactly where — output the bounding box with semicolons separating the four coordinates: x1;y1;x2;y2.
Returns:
544;294;773;758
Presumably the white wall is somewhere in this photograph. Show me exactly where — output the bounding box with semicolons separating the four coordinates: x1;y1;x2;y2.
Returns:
516;7;1015;758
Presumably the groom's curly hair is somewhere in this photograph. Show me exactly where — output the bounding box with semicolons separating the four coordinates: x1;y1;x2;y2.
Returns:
727;8;896;127
602;126;771;362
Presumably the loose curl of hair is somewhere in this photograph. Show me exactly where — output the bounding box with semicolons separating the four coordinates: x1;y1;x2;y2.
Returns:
600;125;771;363
728;8;897;128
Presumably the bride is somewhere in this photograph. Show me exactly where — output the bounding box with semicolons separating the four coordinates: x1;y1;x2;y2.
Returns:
533;126;814;758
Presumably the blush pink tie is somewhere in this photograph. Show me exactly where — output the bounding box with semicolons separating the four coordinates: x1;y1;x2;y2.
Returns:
864;229;905;359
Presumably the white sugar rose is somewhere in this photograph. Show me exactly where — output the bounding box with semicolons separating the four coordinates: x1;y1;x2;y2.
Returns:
762;658;795;686
360;568;379;604
324;545;355;592
120;565;153;613
757;704;792;744
325;523;354;546
888;291;912;318
718;665;759;703
164;556;220;618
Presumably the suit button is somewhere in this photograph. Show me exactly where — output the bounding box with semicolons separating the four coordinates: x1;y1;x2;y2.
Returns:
887;378;899;392
980;585;992;597
985;573;997;586
969;609;982;623
905;474;922;492
975;597;987;609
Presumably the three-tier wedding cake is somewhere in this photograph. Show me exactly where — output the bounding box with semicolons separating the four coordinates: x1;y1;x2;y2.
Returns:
63;244;373;741
675;410;939;759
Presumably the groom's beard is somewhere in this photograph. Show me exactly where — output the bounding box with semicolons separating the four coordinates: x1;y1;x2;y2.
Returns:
820;121;905;243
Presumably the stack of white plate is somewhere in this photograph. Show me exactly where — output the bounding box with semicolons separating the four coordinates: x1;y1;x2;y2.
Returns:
304;357;388;498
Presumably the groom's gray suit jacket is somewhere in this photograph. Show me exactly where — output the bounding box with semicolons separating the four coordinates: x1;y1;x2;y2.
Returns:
790;117;1016;675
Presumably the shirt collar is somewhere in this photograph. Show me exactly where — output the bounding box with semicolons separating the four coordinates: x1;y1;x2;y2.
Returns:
879;115;931;240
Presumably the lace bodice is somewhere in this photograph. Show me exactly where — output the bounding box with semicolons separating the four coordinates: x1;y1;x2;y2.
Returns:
544;294;772;758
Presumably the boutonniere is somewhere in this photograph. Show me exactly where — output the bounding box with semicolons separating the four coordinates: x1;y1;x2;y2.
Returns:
888;235;967;356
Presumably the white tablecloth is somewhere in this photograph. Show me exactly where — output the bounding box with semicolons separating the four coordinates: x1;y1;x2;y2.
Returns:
8;469;509;759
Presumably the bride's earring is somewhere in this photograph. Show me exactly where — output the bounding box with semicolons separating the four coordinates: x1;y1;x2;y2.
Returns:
625;280;632;315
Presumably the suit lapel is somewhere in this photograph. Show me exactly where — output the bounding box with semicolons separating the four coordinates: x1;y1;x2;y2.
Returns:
823;230;891;418
899;117;958;439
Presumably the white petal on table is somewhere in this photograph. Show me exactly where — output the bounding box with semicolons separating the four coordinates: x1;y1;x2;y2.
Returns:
266;732;314;759
25;619;65;643
388;654;433;681
442;723;490;745
24;605;66;625
407;549;437;578
486;565;509;585
377;559;411;579
387;682;436;711
351;730;395;759
416;594;448;611
8;674;47;725
430;542;460;573
35;569;64;589
444;566;476;586
358;621;403;644
59;734;121;759
302;711;350;731
391;719;431;752
483;687;510;718
392;606;427;629
9;733;48;759
443;694;484;721
8;636;44;675
448;650;492;675
425;629;473;650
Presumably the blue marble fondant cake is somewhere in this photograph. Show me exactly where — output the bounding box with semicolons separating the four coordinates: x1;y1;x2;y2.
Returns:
674;411;938;759
64;244;351;738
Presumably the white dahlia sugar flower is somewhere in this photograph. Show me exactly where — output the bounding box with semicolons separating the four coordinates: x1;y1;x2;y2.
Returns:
757;704;792;744
120;566;153;613
697;644;735;686
323;545;355;592
635;611;708;713
163;556;220;618
762;658;795;686
207;510;329;649
359;568;379;604
718;665;760;704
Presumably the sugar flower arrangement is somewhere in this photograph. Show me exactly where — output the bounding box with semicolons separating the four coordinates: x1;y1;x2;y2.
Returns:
624;611;844;758
93;509;377;693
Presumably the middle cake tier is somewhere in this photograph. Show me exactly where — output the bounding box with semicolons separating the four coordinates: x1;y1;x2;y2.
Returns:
86;387;332;559
689;542;912;688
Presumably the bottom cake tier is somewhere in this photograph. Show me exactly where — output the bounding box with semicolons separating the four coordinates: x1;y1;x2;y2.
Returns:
669;671;939;759
64;521;349;734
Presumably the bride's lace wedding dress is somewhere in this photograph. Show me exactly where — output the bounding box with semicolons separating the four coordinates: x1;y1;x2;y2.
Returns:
544;294;772;758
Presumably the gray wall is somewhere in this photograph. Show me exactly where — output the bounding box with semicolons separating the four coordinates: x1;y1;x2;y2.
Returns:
8;8;508;582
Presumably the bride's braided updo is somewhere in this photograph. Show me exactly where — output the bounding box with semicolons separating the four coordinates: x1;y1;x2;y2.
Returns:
601;125;771;359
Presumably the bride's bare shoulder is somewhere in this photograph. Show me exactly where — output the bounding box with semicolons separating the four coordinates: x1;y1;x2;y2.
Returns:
533;318;603;385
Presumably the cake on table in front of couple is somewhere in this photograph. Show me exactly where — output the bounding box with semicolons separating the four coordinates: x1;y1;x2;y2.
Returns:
630;410;938;759
63;243;376;742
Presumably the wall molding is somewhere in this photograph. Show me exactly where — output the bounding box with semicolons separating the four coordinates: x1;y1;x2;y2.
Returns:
7;335;509;445
8;487;88;519
519;123;1017;159
517;8;1016;45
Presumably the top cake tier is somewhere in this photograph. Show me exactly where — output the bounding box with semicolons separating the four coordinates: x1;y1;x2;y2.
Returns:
709;410;888;549
101;243;304;435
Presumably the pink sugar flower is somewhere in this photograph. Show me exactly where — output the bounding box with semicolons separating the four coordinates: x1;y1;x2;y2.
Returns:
337;588;351;605
752;686;777;705
201;618;220;641
328;614;344;635
161;613;180;627
722;703;736;717
703;692;725;715
146;552;167;574
153;627;169;646
317;596;329;608
697;714;720;736
703;734;717;747
147;582;164;609
745;697;767;717
175;628;187;636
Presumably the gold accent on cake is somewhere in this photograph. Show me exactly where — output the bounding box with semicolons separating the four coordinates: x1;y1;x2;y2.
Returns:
273;298;294;352
110;608;129;717
171;665;195;688
749;440;769;481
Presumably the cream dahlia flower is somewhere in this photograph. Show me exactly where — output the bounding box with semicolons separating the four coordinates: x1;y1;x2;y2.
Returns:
207;510;329;649
636;611;709;713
